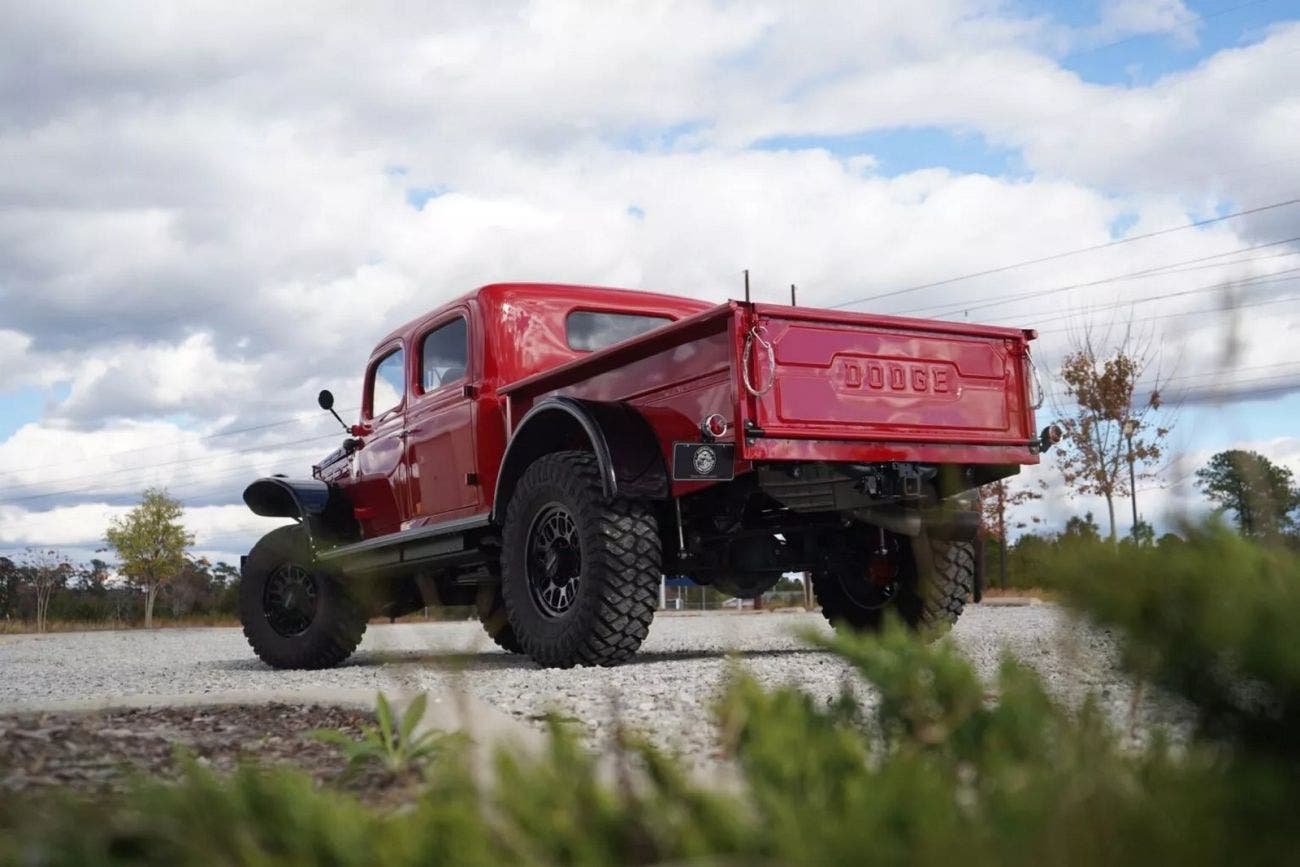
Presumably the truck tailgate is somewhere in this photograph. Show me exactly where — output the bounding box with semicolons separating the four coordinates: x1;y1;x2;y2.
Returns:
745;305;1036;447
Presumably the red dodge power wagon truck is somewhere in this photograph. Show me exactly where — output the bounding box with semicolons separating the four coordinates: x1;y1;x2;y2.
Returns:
239;283;1053;669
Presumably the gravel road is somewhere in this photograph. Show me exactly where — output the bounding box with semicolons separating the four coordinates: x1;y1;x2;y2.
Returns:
0;605;1189;763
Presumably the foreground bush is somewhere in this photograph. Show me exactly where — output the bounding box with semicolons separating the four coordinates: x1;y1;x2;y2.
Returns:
1;523;1296;865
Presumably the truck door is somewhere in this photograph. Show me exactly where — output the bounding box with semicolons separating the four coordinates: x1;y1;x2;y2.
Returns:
405;312;479;523
352;341;410;536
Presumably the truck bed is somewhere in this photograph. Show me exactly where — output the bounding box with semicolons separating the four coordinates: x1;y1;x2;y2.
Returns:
499;299;1040;473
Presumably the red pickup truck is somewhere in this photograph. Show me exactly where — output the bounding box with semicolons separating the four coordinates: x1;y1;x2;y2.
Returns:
240;282;1051;669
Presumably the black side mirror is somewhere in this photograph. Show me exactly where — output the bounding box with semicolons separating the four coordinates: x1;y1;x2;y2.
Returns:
318;389;348;432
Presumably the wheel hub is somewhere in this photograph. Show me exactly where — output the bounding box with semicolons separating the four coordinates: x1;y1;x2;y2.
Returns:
263;563;319;637
526;503;582;617
841;539;901;610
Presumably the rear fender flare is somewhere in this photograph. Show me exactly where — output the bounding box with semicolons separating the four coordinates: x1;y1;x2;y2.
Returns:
491;397;668;521
242;477;359;551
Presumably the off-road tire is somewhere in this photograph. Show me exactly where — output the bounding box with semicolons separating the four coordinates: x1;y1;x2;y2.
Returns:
476;584;523;653
813;535;974;634
501;451;661;668
239;525;367;669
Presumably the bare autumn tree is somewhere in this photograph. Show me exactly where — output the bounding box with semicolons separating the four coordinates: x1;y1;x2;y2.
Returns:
978;477;1044;588
22;548;72;633
1054;326;1171;542
105;488;194;628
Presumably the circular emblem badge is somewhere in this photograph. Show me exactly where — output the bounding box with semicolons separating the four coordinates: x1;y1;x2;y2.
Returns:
692;446;717;475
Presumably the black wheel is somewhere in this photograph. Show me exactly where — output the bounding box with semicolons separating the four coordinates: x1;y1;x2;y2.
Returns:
239;525;367;669
501;451;661;668
813;531;973;634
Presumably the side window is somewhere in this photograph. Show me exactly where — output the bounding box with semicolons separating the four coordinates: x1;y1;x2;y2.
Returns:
420;317;468;392
369;348;405;418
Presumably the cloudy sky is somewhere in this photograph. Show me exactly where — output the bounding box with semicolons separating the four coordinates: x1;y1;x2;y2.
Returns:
1;0;1299;564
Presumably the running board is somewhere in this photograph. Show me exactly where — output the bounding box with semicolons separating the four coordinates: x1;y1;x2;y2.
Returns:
316;514;493;573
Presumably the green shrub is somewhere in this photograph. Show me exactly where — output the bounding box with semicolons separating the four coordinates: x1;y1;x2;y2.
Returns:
2;523;1297;865
1041;521;1300;761
311;692;459;778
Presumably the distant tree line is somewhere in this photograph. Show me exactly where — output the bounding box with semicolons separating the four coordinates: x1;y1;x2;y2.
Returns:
0;552;240;628
985;446;1300;590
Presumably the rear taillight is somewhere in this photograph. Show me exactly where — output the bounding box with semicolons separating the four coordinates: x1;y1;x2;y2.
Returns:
1026;351;1045;409
700;413;729;440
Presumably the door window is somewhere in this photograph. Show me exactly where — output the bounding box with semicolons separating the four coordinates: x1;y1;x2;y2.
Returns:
420;317;468;392
369;348;405;417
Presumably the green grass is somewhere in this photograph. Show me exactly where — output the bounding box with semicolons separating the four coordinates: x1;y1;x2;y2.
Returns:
2;521;1297;865
311;692;460;779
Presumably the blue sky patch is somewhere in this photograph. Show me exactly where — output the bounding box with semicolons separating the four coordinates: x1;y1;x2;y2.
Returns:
0;383;70;439
405;186;447;210
1108;210;1141;238
1181;388;1300;446
1044;0;1285;87
751;127;1023;178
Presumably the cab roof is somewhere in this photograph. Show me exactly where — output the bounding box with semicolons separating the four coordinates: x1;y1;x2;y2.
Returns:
372;282;712;351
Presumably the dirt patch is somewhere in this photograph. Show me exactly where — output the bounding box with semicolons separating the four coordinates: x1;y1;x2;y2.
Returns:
0;703;405;800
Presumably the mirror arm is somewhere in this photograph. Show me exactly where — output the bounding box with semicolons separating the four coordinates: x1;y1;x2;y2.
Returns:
318;389;349;433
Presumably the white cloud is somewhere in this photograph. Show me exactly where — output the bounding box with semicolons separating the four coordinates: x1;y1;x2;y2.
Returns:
0;330;34;390
1093;0;1199;46
0;500;289;563
0;1;1297;557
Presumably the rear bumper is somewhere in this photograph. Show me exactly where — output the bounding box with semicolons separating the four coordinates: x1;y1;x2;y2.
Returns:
741;436;1039;466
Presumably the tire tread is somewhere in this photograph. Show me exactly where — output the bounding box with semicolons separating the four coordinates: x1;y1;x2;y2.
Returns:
501;451;660;668
813;535;974;635
239;525;367;670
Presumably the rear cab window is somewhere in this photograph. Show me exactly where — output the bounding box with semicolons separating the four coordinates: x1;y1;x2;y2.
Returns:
368;347;405;419
419;316;468;392
566;310;672;352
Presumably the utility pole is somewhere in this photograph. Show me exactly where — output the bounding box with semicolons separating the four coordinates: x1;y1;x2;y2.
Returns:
1123;419;1138;540
997;483;1007;589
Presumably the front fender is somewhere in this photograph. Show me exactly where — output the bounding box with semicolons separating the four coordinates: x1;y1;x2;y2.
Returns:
243;477;359;550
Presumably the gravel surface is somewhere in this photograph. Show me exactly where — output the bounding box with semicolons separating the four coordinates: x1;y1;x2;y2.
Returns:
0;606;1190;764
0;704;382;797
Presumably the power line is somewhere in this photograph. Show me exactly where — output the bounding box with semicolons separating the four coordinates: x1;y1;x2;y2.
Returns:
0;433;340;504
900;236;1300;319
0;407;357;481
1126;371;1300;396
831;195;1300;309
0;430;338;496
1174;371;1300;389
0;458;305;509
1141;360;1300;385
929;259;1300;324
1177;378;1300;402
1021;271;1300;330
1036;292;1298;336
